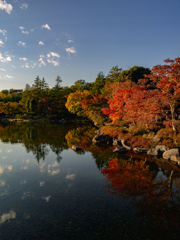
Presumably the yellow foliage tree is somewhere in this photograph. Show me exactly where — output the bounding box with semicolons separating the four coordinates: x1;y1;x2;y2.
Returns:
65;90;90;116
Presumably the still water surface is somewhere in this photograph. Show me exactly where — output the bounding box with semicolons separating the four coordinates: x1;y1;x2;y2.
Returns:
0;122;179;239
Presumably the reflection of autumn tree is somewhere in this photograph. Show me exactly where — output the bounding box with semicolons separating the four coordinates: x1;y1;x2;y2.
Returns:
102;158;180;239
65;126;123;169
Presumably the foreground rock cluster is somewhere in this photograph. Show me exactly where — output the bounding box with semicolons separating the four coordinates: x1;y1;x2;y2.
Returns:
92;131;180;166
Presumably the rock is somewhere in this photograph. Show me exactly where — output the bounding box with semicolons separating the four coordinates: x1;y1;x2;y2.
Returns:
148;132;155;137
113;147;127;153
147;148;159;156
113;137;122;146
121;139;132;150
155;145;168;151
155;145;168;155
163;148;180;160
92;132;112;144
133;147;148;153
72;145;82;151
170;154;180;165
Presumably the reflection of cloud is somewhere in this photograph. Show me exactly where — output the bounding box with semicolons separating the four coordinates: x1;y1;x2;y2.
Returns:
40;162;46;173
0;210;16;225
39;181;45;186
66;174;75;180
0;149;2;152
47;161;60;175
7;149;13;153
20;180;27;185
48;169;60;175
21;166;28;170
2;156;6;160
0;180;5;186
21;191;31;199
42;195;51;202
0;190;8;196
0;165;13;174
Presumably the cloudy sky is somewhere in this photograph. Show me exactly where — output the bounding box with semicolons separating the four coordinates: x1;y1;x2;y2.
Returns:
0;0;180;90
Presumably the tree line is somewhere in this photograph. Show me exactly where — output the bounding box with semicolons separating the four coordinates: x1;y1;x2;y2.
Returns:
1;57;180;135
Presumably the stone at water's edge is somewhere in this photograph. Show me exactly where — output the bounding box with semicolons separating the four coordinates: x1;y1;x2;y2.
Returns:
72;145;82;151
133;147;148;153
92;133;112;144
163;148;180;160
170;155;180;165
147;148;159;156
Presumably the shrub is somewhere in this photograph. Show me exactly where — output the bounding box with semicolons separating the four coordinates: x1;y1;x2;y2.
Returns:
156;128;174;139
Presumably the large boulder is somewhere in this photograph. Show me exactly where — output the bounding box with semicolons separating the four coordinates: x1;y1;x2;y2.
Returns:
147;148;159;156
113;147;127;153
155;145;168;155
163;148;180;160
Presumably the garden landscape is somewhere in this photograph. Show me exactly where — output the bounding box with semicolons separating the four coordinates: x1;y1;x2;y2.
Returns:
0;57;180;239
1;0;180;239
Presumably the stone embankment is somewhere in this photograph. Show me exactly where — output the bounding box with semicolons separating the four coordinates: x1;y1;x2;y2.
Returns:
92;131;180;166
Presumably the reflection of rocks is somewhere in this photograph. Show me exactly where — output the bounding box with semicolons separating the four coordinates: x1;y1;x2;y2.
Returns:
0;210;16;224
71;145;82;151
113;147;127;153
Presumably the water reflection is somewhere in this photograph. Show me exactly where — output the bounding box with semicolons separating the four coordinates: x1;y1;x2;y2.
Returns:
0;210;16;225
101;157;180;239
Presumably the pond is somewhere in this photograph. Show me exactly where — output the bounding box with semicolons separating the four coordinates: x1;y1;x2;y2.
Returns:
0;122;180;240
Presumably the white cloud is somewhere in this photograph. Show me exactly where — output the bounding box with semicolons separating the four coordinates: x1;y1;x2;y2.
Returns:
5;75;13;78
66;47;77;54
0;0;13;14
41;24;51;30
39;57;46;67
47;59;59;66
68;40;74;43
39;41;44;45
0;29;7;36
50;52;60;58
0;53;12;62
19;57;27;61
22;30;29;35
11;65;15;68
19;3;29;10
0;68;6;71
47;52;60;66
19;27;29;35
0;39;4;47
18;41;26;47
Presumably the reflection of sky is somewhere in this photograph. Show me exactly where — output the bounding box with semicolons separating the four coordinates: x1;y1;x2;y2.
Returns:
0;210;16;225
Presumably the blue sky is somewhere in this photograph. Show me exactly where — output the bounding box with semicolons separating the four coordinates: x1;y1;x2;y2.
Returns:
0;0;180;91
